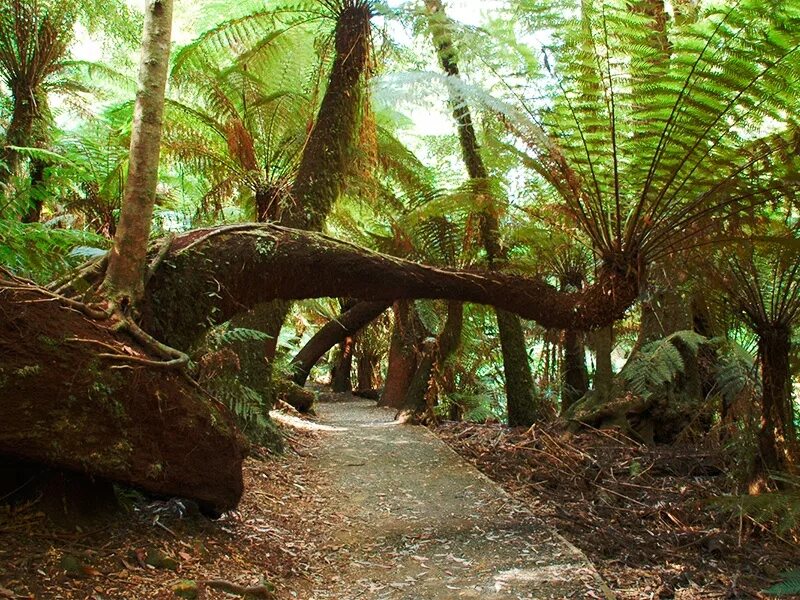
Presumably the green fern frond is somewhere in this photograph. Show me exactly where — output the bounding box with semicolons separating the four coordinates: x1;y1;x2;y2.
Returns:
764;571;800;596
621;330;708;399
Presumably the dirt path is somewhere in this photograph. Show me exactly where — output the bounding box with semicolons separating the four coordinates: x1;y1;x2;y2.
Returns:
302;399;611;599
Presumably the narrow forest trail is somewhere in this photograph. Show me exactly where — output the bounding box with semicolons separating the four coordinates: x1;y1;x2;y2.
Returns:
301;399;611;599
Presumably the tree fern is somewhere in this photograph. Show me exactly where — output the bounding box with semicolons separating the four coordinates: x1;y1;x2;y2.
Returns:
621;330;708;399
764;571;800;596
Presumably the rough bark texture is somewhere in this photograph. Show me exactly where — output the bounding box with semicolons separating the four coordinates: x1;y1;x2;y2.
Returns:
331;336;354;394
0;278;246;513
379;301;423;409
281;2;371;231
591;325;614;398
399;301;463;419
497;309;539;427
290;300;389;387
750;325;797;489
425;0;538;424
103;0;173;304
142;225;640;351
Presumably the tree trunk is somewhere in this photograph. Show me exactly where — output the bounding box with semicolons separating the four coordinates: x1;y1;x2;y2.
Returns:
291;300;389;387
103;0;173;306
0;89;37;204
379;301;423;409
331;336;354;393
281;2;371;231
355;339;380;392
750;325;797;491
0;278;246;513
21;157;46;223
498;309;539;426
591;325;614;398
425;0;538;425
399;301;463;420
562;328;589;412
141;225;640;351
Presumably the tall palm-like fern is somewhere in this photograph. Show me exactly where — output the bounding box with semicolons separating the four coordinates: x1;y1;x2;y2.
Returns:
492;0;800;275
714;233;800;486
164;9;319;221
0;0;137;212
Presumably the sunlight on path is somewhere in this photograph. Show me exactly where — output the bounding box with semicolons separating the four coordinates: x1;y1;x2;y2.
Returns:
305;400;612;599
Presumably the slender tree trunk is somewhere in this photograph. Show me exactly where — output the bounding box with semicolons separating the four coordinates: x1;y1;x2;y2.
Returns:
21;157;46;223
103;0;173;306
356;342;379;391
425;0;538;424
560;273;589;412
331;337;354;393
291;300;389;387
562;329;589;412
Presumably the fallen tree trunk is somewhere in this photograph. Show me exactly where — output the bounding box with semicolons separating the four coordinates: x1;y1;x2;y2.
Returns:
142;224;640;349
290;300;390;387
3;222;638;510
0;279;247;514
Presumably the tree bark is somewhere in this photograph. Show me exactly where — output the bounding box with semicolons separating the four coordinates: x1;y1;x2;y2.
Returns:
142;225;640;351
0;277;246;513
425;0;539;424
331;336;354;393
281;2;371;231
103;0;173;305
290;300;390;387
591;325;614;398
399;301;463;419
379;301;424;409
750;325;797;490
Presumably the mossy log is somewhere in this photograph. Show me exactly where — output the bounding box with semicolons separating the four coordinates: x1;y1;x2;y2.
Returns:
273;379;316;413
142;224;639;349
0;279;247;514
2;222;639;511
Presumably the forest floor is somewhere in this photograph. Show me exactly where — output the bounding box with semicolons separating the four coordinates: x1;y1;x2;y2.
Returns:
1;396;797;599
435;420;800;599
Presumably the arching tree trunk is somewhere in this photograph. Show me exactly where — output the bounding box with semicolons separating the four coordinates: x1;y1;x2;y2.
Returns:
331;336;354;393
141;225;640;351
103;0;173;306
291;300;389;387
425;0;538;425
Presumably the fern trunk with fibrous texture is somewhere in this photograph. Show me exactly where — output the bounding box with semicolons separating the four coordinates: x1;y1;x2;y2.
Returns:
235;0;373;408
379;301;425;409
398;301;463;420
138;224;638;349
281;1;371;230
750;325;797;490
425;0;539;425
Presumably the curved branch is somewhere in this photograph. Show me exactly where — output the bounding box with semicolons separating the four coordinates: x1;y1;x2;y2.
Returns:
290;300;390;387
143;224;640;349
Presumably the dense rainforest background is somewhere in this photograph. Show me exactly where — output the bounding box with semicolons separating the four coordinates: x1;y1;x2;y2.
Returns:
1;0;799;597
